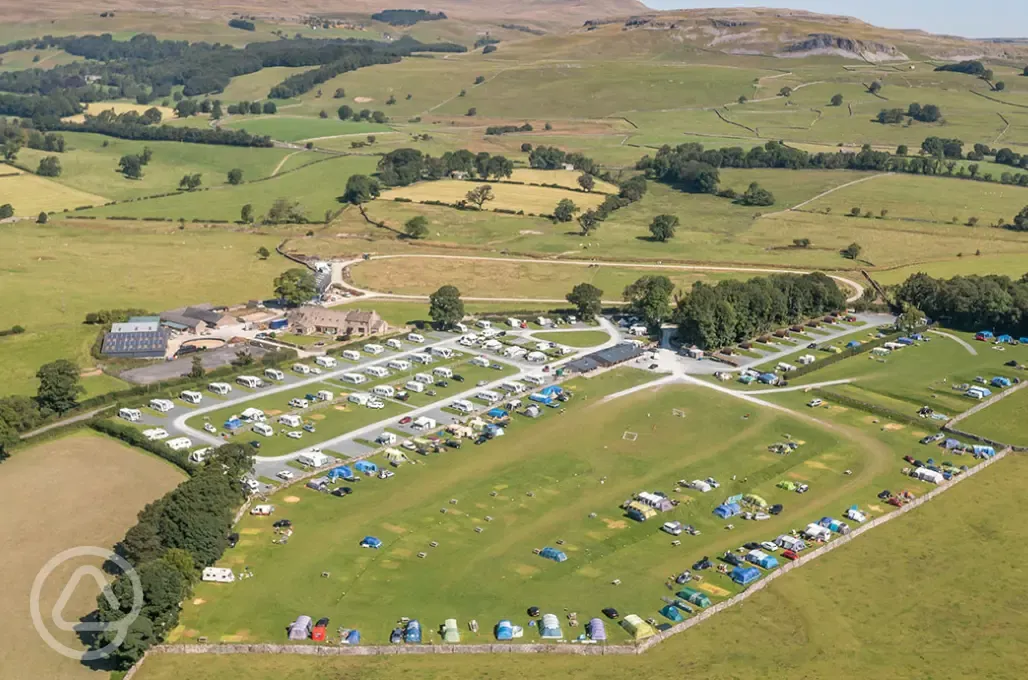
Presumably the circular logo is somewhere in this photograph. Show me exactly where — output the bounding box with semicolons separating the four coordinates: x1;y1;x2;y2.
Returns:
29;546;144;661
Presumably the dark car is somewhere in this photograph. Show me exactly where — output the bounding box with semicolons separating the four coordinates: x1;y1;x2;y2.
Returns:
781;549;799;561
913;459;926;469
656;623;673;632
743;542;761;551
877;489;892;500
490;363;503;370
436;380;449;388
1006;360;1019;367
227;533;239;548
769;504;783;515
249;440;261;449
445;439;462;449
807;343;818;349
601;607;620;620
904;454;916;463
648;363;659;370
272;519;292;528
396;392;410;402
692;556;713;571
316;617;330;628
390;628;403;644
331;487;353;497
453;375;465;382
722;551;743;567
527;606;541;617
474;435;489;445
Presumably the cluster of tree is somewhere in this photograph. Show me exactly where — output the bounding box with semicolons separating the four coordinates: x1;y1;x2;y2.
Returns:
935;60;987;76
228;18;256;31
474;36;500;49
574;175;648;236
334;104;386;124
224;100;277;115
371;9;447;25
895;272;1028;334
676;273;846;349
566;283;603;319
528;145;602;175
36;155;61;176
91;442;253;669
25;129;65;151
0;91;81;118
375;148;515;186
0;358;88;456
117;146;152;179
485;122;532;136
260;199;309;226
40;117;273;147
921;136;964;159
274;268;318;305
876;103;942;124
84;308;150;324
178;173;202;190
429;285;464;327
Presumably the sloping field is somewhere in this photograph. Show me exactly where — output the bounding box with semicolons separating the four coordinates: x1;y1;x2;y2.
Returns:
62;101;177;124
0;432;185;680
380;179;606;214
0;168;107;214
223;117;391;142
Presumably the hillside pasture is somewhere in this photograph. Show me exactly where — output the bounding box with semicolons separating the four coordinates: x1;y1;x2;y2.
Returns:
508;168;618;194
62;101;178;124
223;116;392;142
0;432;185;680
957;386;1028;447
379;179;606;215
0;166;106;214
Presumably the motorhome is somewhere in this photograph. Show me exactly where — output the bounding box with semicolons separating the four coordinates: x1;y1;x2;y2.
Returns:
236;375;263;388
149;398;174;413
341;350;360;362
316;355;339;368
208;382;232;395
293;363;311;375
405;380;425;393
341;373;367;385
407;332;425;343
252;422;274;437
365;365;390;378
263;368;284;381
373;385;395;398
363;343;384;355
180;390;202;405
387;359;411;371
118;408;142;422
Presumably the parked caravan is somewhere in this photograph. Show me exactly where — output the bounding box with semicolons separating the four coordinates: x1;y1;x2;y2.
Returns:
293;363;311;375
240;407;265;422
388;359;412;371
364;343;385;355
365;365;390;378
279;414;302;428
316;390;333;401
236;375;263;388
340;350;360;362
431;346;454;359
119;408;142;422
341;373;367;385
208;382;232;395
476;320;492;329
407;333;425;344
451;399;475;414
252;422;274;437
263;368;285;381
166;437;192;451
477;390;501;404
411;352;433;364
413;373;434;384
189;447;211;464
180;390;203;405
373;385;395;398
471;356;491;368
406;381;425;393
385;338;403;350
433;366;454;378
349;393;371;406
316;355;339;368
149;398;174;413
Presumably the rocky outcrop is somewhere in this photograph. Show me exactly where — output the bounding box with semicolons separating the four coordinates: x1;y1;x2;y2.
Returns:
781;33;907;61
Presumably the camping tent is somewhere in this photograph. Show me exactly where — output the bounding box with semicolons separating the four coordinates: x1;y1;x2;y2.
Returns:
758;373;778;385
540;385;564;397
288;615;312;640
776;535;806;552
224;417;243;430
913;467;945;484
487;408;508;418
586;618;606;641
828;519;851;535
660;605;685;622
777;480;798;491
846;340;861;348
327;465;353;481
713;502;742;519
495;620;514;641
997;334;1014;344
943;439;962;450
540;614;562;639
529;393;554;405
442;618;460;644
677;587;711;608
731;566;761;585
803;523;831;540
405;620;421;643
743;494;768;509
359;536;382;549
354;460;378;474
622;614;657;640
991;376;1012;388
751;552;778;569
345;629;360;645
973;445;996;458
539;547;568;563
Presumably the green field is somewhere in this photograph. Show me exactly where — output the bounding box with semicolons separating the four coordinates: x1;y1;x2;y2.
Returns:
957;385;1028;446
174;369;927;645
531;330;610;348
224;117;392;142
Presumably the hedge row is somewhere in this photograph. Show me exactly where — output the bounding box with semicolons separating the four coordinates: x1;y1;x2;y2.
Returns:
88;417;195;473
785;326;923;379
812;387;941;430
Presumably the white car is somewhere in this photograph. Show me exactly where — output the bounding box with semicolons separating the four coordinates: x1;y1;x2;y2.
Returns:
367;399;385;410
378;470;395;479
203;423;217;434
286;431;303;439
401;440;418;451
706;477;721;489
760;541;779;552
310;366;322;375
807;398;824;408
796;484;809;494
277;470;295;480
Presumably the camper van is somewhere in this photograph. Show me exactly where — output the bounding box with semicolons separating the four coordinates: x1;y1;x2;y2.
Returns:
501;381;525;394
476;319;492;330
316;390;333;402
373;385;395;398
433;366;454;379
208;382;232;395
431;346;454;359
293;363;311;375
180;390;203;405
250;504;274;516
413;373;434;385
348;393;371;406
341;350;361;362
405;380;425;393
341;373;367;385
236;375;263;388
240;407;265;422
298;451;330;468
407;332;425;344
189;447;211;464
387;359;411;371
411;352;433;364
451;399;475;414
365;365;389;378
288;398;309;409
166;437;192;452
363;343;385;355
524;375;546;386
149;398;174;413
385;338;403;350
476;390;501;404
470;356;490;368
263;368;284;381
316;355;339;368
252;422;274;437
142;428;169;441
118;408;142;422
279;414;302;428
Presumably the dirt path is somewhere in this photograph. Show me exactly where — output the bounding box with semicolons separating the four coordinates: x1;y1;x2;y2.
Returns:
781;172;893;212
271;150;304;177
928;330;977;356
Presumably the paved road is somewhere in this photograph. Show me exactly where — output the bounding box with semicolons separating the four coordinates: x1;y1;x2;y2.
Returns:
19;406;115;440
335;254;866;304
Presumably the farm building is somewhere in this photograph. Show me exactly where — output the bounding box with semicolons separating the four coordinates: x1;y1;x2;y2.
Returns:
731;566;761;586
201;567;235;583
101;318;170;358
539;546;568;562
622;614;656;640
287;306;387;337
586;618;606;641
565;343;644;373
540;614;562;639
161;304;235;332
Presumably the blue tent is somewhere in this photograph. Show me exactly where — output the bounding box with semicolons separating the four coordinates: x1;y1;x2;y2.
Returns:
224;417;243;430
755;554;779;569
495;620;514;641
586;618;606;641
991;376;1012;388
539;547;568;563
327;465;353;481
758;373;777;384
731;566;761;585
659;605;684;622
359;536;382;549
978;330;994;338
354;460;378;474
997;334;1014;344
897;337;914;345
713;502;741;519
1020;337;1028;344
404;620;421;643
973;445;996;458
846;340;861;348
487;408;508;418
345;629;360;645
540;385;564;397
817;516;835;528
943;438;961;449
529;393;554;405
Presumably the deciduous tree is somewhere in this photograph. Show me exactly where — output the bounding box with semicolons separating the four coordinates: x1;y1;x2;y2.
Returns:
35;359;82;415
465;184;494;209
429;285;464;328
648;214;679;242
404;215;429;239
553;198;579;222
566;283;603;319
274;268;317;306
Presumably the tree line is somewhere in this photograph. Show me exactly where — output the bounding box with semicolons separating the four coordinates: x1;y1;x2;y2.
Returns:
895;272;1028;334
37;117;273;147
373;147;517;186
0;358;88;457
371;9;447;25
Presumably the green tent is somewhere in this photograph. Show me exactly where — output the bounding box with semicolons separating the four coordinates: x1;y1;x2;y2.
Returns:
659;605;684;622
677;587;712;608
744;494;768;508
777;480;797;491
621;614;656;640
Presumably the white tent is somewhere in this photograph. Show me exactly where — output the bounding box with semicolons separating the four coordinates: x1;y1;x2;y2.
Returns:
201;567;235;583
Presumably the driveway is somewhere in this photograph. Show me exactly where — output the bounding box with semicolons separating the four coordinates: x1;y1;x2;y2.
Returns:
119;344;271;385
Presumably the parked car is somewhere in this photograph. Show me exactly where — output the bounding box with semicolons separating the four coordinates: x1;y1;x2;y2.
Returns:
249;440;261;449
743;542;761;551
920;433;945;444
527;606;541;617
303;423;316;433
227;533;239;548
399;416;413;425
760;541;779;552
331;487;353;497
675;571;692;584
436;380;449;388
782;549;799;561
389;628;403;644
277;470;294;480
877;489;892;500
722;551;743;566
445;439;462;449
692;556;713;571
273;519;292;528
705;477;720;488
453;374;465;382
807;342;817;349
378;470;395;479
286;431;303;439
490;363;503;370
601;607;620;620
204;422;217;434
796;484;809;494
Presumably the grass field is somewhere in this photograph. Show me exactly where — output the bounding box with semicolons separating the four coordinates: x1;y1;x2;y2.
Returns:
134;450;1028;680
347;257;746;298
79;155;378;222
956;385;1028;446
531;330;610;348
0;166;107;214
0;221;285;396
507;169;618;194
0;431;185;680
224;117;392;142
173;369;922;645
329;300;572;328
380;179;607;215
63;101;178;124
